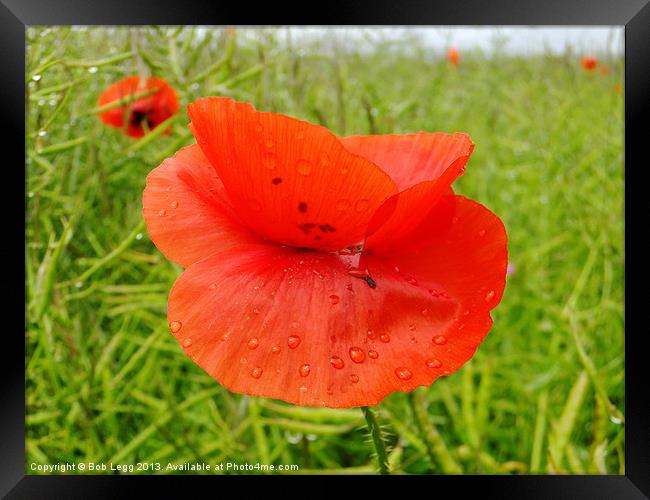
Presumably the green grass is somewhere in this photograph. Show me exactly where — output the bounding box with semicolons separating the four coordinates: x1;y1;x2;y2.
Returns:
26;27;624;474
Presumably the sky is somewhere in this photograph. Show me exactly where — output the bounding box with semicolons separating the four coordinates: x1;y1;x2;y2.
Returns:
230;27;624;56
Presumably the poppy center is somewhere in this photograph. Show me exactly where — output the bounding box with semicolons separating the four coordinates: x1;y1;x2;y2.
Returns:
129;109;156;130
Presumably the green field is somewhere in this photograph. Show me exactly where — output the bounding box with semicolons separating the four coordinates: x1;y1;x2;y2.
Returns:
26;27;624;474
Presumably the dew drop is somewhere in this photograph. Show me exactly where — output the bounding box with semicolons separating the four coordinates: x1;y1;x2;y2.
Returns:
38;130;47;137
251;367;263;379
32;74;42;81
135;232;143;240
350;374;359;383
426;359;442;369
366;329;376;340
288;335;301;349
379;333;390;343
408;324;417;331
170;200;178;209
452;216;459;224
368;350;379;359
263;153;277;169
296;160;312;175
349;347;366;364
421;308;430;316
169;321;182;334
330;356;344;369
336;199;351;211
88;66;98;73
354;199;370;212
220;333;230;341
478;229;487;237
485;290;496;302
208;283;218;289
395;367;413;380
406;276;418;286
299;364;311;377
328;294;340;305
158;209;166;217
271;345;281;354
182;337;193;347
433;335;447;345
247;338;259;350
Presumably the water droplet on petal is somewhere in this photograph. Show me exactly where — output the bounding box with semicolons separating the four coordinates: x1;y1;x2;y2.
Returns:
367;330;376;340
296;160;312;175
406;276;418;286
354;199;370;212
349;347;365;364
478;229;486;237
299;364;311;377
170;321;182;334
421;308;430;316
408;324;417;331
251;367;263;379
158;209;166;216
485;290;496;302
328;294;340;305
433;335;447;345
368;350;379;359
32;74;42;81
330;356;344;369
395;367;413;380
336;199;351;211
263;153;277;169
350;374;359;383
426;359;442;368
288;335;301;349
170;200;178;209
182;337;193;347
379;333;390;343
271;345;281;354
247;338;259;349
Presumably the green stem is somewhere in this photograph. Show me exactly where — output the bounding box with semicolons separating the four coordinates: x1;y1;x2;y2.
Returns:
409;390;462;474
361;406;390;475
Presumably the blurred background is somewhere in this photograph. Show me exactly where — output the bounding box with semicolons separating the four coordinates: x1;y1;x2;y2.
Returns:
26;26;624;474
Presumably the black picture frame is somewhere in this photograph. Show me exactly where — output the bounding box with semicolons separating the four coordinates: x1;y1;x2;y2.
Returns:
5;0;649;497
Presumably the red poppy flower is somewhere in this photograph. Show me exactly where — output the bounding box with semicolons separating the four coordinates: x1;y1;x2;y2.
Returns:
447;47;460;66
97;76;179;138
142;97;508;408
580;55;598;72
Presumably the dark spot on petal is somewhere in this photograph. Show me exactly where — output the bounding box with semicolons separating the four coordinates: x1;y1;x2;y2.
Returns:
298;223;316;234
318;224;328;233
324;224;336;232
298;201;308;213
272;177;283;185
314;235;322;241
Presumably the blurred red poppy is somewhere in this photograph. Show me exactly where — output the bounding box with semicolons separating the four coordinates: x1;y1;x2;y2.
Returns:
97;76;179;138
581;55;598;72
447;47;460;66
143;97;508;408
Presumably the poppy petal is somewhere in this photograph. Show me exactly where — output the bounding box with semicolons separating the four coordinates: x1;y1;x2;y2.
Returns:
98;76;178;138
143;144;258;268
363;194;508;308
98;76;141;128
187;97;397;251
167;197;506;408
340;132;474;191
